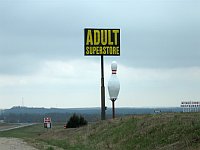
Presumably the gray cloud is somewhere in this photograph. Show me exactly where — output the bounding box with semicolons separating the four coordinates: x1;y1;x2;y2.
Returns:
1;0;200;108
0;0;200;75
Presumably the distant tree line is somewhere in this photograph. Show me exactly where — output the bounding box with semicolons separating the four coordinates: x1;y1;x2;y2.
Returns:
0;106;181;123
0;113;99;123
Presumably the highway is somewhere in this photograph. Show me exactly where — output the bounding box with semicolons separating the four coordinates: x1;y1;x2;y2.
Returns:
0;123;36;132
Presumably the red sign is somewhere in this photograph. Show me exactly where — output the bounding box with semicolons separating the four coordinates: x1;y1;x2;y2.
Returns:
44;117;52;128
44;117;51;123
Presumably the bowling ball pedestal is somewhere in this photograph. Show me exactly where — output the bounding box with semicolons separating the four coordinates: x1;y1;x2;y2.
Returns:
111;98;116;119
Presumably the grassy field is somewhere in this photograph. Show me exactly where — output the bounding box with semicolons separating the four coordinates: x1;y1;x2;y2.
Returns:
1;112;200;150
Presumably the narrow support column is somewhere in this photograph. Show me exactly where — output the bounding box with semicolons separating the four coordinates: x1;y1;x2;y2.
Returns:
112;100;115;119
101;55;106;120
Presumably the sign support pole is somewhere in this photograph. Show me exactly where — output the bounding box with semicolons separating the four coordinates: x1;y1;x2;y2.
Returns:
112;99;115;119
101;55;106;120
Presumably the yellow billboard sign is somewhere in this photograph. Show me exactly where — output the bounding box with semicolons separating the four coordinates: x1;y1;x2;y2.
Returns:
84;28;120;56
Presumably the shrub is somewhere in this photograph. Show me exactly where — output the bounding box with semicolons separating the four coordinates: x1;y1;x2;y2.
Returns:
66;113;88;128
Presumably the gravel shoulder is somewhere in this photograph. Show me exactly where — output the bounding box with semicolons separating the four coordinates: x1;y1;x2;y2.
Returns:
0;137;38;150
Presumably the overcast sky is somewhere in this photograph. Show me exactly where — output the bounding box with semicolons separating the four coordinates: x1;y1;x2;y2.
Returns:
0;0;200;109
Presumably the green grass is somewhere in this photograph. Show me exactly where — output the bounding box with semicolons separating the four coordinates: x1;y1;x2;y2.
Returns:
1;113;200;150
0;124;43;138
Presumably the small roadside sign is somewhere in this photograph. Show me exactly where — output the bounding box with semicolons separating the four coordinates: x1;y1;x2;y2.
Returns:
44;117;51;129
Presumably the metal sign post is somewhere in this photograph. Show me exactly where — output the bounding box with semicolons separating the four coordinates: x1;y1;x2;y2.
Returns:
101;55;106;120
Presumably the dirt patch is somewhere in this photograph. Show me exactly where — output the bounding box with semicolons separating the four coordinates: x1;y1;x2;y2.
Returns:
0;137;38;150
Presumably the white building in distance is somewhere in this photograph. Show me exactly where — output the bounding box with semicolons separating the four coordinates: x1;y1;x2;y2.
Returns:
181;101;200;112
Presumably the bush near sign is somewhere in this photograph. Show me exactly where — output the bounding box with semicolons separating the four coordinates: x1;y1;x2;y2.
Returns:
84;28;120;56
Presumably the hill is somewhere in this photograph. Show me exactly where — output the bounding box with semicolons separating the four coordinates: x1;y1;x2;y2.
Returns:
0;112;200;150
3;106;182;115
0;106;182;123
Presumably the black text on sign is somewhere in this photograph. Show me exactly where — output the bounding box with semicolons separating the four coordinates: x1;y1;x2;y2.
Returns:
84;29;120;56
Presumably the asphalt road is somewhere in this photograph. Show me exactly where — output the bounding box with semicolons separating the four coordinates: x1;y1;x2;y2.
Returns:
0;123;36;132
